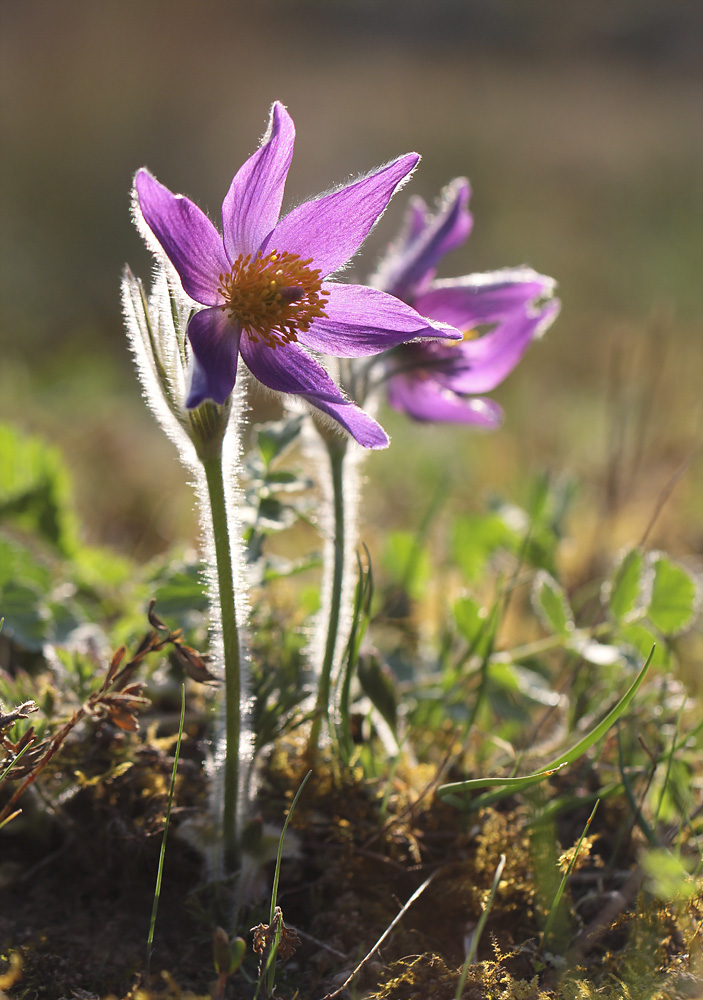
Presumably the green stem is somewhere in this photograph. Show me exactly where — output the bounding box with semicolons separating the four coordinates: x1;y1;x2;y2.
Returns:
202;451;241;871
308;439;346;753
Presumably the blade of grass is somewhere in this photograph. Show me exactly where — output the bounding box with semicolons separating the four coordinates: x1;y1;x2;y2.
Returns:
0;740;32;785
654;696;686;824
542;800;599;947
616;723;658;847
0;809;22;831
146;683;186;978
438;646;654;806
255;769;311;1000
270;770;311;925
322;870;439;1000
337;547;373;763
456;854;506;997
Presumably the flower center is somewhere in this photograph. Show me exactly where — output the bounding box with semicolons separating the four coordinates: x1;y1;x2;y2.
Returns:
218;250;329;349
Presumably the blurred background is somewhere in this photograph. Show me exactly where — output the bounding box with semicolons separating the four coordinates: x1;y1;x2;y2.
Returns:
1;0;701;564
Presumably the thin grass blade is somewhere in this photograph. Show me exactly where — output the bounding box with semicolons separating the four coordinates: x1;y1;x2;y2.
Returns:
456;853;506;997
542;799;599;946
146;683;186;977
439;646;654;805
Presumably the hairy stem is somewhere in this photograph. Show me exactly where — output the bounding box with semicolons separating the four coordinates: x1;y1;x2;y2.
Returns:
202;451;241;871
308;438;347;753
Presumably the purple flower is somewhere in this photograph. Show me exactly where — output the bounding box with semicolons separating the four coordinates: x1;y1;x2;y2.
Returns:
371;178;560;427
132;102;459;449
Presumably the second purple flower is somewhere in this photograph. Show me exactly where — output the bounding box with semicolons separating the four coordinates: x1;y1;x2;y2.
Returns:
371;178;561;427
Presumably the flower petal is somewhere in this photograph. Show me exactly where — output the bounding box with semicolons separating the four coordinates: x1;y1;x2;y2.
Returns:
303;395;390;449
186;307;241;407
265;153;420;277
372;177;473;300
387;373;503;427
435;298;560;394
296;282;460;358
413;268;556;329
239;334;349;403
221;102;296;260
134;170;229;306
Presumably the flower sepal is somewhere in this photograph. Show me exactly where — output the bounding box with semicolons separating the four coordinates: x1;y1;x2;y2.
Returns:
122;265;232;462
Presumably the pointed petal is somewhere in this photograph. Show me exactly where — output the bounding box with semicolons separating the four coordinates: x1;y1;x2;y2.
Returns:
185;307;241;407
372;177;473;299
221;102;296;260
304;395;390;449
266;153;420;277
435;298;560;394
296;282;460;358
239;334;348;402
387;373;503;427
413;268;556;329
134;170;229;306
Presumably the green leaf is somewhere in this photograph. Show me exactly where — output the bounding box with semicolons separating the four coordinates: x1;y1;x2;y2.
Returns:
382;531;429;601
607;548;648;623
0;423;79;556
256;415;304;467
0;580;49;649
0;536;52;591
151;560;208;619
357;653;398;734
618;623;670;669
72;545;135;591
452;596;487;647
256;496;297;531
532;570;574;635
643;848;698;901
451;511;520;582
646;555;699;635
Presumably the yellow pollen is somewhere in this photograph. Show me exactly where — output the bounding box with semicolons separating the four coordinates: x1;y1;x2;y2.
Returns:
217;249;329;349
447;328;478;346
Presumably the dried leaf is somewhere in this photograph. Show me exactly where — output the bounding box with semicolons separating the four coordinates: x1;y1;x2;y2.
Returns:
0;701;38;734
148;597;169;631
172;643;219;683
105;646;127;687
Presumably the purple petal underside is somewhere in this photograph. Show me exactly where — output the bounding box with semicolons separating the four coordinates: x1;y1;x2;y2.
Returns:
302;395;390;449
413;269;556;329
296;282;460;358
433;297;561;394
387;373;503;428
239;334;351;403
135;170;229;306
186;307;241;407
265;153;420;278
221;102;296;260
373;177;473;300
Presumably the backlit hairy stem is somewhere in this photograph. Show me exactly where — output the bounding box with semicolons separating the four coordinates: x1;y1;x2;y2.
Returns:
202;450;241;871
308;437;347;753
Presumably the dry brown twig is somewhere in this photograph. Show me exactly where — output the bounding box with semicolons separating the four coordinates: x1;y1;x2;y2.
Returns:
0;601;211;826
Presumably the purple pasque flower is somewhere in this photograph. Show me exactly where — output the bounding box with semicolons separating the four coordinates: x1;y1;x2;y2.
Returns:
371;178;560;427
132;102;460;450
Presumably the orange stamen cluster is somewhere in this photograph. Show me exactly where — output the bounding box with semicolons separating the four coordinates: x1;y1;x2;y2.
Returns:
218;250;329;349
